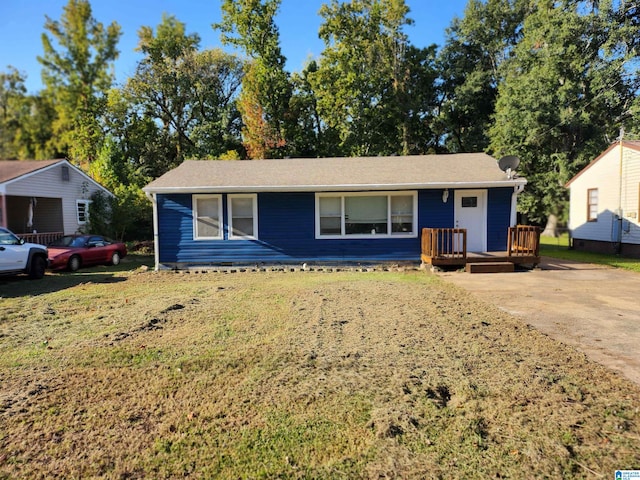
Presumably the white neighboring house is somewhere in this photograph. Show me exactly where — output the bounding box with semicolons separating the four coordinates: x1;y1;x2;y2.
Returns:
567;140;640;255
0;159;113;244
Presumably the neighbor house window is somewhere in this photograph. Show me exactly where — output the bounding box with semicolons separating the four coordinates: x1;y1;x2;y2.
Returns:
76;200;90;225
193;194;223;239
316;192;417;238
587;188;598;222
228;194;258;239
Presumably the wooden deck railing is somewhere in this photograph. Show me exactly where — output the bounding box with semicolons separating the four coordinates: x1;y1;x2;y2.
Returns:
507;225;541;257
422;225;541;268
421;228;467;264
18;231;64;246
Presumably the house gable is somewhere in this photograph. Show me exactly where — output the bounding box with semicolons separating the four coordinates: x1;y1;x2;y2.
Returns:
0;159;112;235
0;159;61;184
566;141;640;188
568;142;640;250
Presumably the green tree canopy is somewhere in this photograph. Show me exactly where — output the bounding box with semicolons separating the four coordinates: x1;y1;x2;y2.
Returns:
99;14;244;181
308;0;437;156
435;0;528;153
0;67;28;159
215;0;292;158
37;0;121;164
0;67;59;160
127;15;244;169
489;0;639;229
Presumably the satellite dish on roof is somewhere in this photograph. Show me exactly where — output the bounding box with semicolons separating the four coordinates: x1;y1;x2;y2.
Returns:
498;155;520;179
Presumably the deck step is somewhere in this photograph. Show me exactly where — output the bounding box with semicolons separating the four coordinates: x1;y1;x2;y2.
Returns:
466;262;515;274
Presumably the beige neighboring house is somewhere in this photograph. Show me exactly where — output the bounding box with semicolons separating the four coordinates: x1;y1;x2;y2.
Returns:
0;159;112;244
567;140;640;256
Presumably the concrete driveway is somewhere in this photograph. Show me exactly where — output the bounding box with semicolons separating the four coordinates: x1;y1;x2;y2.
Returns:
439;257;640;386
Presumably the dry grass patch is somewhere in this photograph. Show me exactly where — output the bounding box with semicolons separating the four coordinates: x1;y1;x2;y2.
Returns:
1;269;639;478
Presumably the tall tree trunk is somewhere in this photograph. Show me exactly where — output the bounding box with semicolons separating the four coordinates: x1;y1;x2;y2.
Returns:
541;214;559;237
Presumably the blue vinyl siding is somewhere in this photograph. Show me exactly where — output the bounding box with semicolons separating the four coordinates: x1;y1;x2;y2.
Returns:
156;188;509;265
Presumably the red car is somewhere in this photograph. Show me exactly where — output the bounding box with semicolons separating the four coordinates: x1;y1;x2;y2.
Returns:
48;235;127;272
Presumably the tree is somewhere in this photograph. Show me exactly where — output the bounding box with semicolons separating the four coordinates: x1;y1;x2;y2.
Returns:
399;44;440;154
13;94;59;160
288;61;340;158
123;15;242;171
37;0;121;165
435;0;528;153
87;186;152;241
0;67;28;159
215;0;292;158
489;0;639;233
308;0;436;156
121;15;244;175
0;67;58;160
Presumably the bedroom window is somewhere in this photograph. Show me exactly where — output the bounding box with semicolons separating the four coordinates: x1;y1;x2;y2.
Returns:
193;195;223;239
76;200;90;225
228;194;258;239
587;188;598;222
316;192;417;239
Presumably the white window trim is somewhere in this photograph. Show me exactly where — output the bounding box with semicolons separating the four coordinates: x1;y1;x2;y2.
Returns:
193;194;223;240
228;194;258;240
315;191;418;239
76;199;91;225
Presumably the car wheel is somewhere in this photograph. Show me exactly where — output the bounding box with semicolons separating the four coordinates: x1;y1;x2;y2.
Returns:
29;255;46;279
68;255;81;272
110;251;121;266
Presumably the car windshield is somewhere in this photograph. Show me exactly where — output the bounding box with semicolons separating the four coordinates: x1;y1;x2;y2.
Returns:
50;236;87;247
0;228;20;245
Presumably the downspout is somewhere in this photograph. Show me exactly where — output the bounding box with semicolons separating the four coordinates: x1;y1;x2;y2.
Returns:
145;191;160;271
511;184;525;226
616;129;624;254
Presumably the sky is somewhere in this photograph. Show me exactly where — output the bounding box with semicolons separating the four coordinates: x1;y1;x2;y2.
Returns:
0;0;469;94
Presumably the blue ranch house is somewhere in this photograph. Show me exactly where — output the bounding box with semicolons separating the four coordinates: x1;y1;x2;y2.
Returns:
143;154;527;270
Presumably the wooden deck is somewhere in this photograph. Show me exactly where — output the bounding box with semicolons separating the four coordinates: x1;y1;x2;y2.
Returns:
421;226;541;271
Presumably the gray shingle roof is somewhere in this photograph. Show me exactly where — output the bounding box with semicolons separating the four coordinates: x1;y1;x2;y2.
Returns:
144;153;526;194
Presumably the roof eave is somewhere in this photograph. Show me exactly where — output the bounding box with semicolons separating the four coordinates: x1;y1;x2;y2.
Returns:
143;179;527;195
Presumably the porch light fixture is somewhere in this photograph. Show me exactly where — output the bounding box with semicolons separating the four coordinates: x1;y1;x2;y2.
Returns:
442;189;449;203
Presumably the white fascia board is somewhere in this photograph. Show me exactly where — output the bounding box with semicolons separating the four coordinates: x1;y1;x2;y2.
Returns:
143;179;527;195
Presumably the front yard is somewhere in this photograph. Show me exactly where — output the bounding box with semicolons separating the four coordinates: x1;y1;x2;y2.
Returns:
1;265;639;478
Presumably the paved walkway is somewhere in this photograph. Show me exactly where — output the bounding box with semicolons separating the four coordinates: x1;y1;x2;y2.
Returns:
439;257;640;386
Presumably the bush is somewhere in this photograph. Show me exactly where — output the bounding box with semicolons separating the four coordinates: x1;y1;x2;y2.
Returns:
88;186;152;241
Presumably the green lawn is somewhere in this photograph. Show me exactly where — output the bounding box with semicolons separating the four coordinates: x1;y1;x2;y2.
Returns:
540;234;640;273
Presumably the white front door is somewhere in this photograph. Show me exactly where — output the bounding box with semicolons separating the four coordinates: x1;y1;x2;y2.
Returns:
454;190;487;252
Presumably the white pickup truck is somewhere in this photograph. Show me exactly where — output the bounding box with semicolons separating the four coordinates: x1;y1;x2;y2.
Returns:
0;227;48;279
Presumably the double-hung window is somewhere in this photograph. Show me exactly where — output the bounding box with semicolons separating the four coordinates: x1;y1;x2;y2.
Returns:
316;192;417;238
194;194;223;239
228;194;258;239
76;200;90;225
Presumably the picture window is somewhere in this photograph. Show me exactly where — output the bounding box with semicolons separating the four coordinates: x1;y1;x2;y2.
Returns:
316;192;416;239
